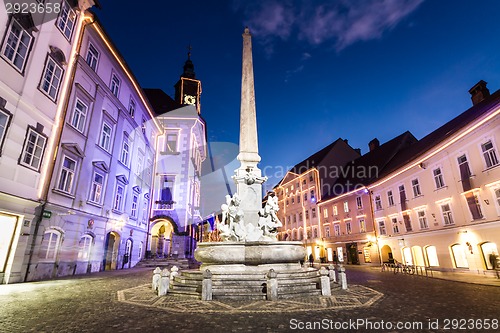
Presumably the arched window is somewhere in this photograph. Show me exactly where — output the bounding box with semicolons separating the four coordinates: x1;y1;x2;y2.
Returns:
39;229;62;261
480;242;499;270
402;247;413;265
424;246;440;267
138;241;143;260
77;234;93;260
451;244;469;268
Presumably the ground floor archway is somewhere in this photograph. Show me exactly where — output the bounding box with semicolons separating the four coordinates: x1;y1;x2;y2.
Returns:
104;231;120;270
381;245;393;263
150;219;175;258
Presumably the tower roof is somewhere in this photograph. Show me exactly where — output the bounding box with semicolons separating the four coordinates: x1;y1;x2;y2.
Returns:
181;47;195;79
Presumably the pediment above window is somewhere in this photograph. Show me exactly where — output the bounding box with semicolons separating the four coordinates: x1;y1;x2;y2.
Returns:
92;161;109;173
12;13;37;33
116;174;129;185
62;143;85;158
132;186;141;194
49;46;67;66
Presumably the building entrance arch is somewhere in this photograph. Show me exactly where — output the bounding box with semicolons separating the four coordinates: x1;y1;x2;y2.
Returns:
381;245;393;263
150;219;175;258
104;231;120;270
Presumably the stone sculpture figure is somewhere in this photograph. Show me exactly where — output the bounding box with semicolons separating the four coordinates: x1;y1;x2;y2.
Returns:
217;194;246;241
258;193;282;240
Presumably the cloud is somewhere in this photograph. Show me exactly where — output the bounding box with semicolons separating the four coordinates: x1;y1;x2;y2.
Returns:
235;0;424;51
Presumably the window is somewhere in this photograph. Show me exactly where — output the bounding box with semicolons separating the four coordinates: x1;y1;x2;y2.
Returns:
451;244;469;268
387;190;394;206
20;127;46;171
495;188;500;208
71;99;87;132
0;108;12;153
346;221;352;234
433;168;445;189
332;205;338;216
411;178;422;197
309;174;313;182
359;219;366;233
142;199;149;224
77;235;93;260
391;217;399;234
425;246;439;267
57;156;76;193
297;194;300;203
312;208;316;218
57;0;76;39
110;74;120;97
417;210;428;229
310;190;315;202
378;221;386;235
89;172;104;203
286;199;289;206
325;226;330;237
299;212;303;221
457;154;471;177
313;228;318;238
40;57;63;100
334;224;341;236
305;210;309;220
374;195;382;210
165;134;177;153
441;203;454;225
136;152;143;176
293;214;296;223
99;122;112;151
131;194;138;217
120;135;130;165
465;192;483;220
304;193;307;201
323;208;328;218
1;19;33;72
403;213;412;232
158;175;175;209
141;117;147;136
356;196;363;209
291;196;295;204
39;230;61;260
343;201;349;213
481;140;499;168
85;43;99;71
128;98;136;117
113;184;124;211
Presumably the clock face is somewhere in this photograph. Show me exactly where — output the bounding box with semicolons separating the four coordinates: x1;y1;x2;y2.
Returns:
184;94;196;105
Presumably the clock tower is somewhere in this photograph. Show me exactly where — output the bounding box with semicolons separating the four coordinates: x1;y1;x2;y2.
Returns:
174;48;202;113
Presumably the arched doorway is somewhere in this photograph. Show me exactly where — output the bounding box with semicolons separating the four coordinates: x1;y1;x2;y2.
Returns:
381;245;393;263
150;220;175;258
411;246;425;266
123;239;133;269
104;231;120;270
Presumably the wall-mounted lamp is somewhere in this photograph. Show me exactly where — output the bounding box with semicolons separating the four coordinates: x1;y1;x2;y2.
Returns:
465;241;474;254
419;162;427;169
484;199;490;205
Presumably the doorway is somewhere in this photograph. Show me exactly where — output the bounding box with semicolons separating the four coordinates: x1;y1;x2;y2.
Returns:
104;232;120;270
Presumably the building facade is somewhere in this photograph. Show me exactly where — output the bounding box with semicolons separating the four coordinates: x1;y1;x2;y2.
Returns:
370;81;500;275
0;1;98;284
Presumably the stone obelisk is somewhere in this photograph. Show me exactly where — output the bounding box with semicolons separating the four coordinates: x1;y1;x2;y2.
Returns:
233;27;266;228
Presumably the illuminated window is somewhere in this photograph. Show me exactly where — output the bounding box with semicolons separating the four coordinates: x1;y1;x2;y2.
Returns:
346;221;352;234
0;107;12;155
89;172;104;204
323;208;328;218
332;205;338;216
433;168;445;189
481;140;499;168
71;99;87;133
40;57;63;101
495;188;500;208
359;219;366;233
425;246;439;267
305;210;309;220
39;230;61;261
57;156;76;193
441;203;454;225
451;244;468;268
20;127;47;171
417;210;428;229
411;178;422;197
57;0;76;40
324;226;330;237
110;74;120;97
1;19;33;72
378;221;386;235
86;43;99;71
343;201;349;213
77;235;93;260
387;190;394;206
334;224;341;236
99;122;112;151
312;208;316;218
356;196;363;209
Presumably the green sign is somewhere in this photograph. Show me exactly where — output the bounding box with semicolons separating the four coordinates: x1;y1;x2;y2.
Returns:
42;210;52;219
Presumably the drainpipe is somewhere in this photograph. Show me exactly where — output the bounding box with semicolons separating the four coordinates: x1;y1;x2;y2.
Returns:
367;188;383;265
24;11;96;282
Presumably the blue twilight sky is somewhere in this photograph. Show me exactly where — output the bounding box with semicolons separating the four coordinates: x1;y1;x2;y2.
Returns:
96;0;500;189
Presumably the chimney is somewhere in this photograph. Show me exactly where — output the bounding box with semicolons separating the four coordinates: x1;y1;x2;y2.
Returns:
368;138;380;152
354;148;361;155
469;80;490;106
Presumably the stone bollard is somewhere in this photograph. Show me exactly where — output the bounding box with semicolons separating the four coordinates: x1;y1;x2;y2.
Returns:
169;266;179;286
152;267;161;292
266;269;278;301
337;264;348;290
328;264;337;283
201;269;213;301
319;267;331;296
158;268;170;296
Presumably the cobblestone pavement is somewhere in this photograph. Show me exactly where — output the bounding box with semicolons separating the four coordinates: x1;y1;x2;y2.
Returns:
1;265;499;333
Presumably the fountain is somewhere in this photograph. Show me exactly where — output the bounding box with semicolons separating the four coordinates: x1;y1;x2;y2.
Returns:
166;28;339;300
